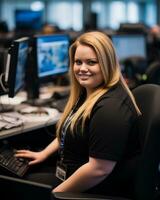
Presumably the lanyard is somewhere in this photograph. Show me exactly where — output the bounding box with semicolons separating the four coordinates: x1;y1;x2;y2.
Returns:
59;111;74;163
59;98;80;163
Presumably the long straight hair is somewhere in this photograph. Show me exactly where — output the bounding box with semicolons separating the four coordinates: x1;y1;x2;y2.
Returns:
56;31;141;140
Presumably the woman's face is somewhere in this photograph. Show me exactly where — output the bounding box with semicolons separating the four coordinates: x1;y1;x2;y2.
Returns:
73;44;104;95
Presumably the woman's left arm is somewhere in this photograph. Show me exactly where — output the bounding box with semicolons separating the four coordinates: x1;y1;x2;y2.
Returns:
53;157;116;192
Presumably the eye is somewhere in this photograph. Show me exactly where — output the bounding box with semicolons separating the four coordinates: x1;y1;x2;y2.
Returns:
87;60;98;66
75;59;82;65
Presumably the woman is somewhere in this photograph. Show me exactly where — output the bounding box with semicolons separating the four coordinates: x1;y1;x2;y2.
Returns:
16;31;141;197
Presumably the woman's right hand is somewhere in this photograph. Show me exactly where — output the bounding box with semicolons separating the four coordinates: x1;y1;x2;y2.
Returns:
15;149;48;166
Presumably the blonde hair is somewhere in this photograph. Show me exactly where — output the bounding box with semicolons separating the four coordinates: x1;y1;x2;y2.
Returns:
56;31;141;140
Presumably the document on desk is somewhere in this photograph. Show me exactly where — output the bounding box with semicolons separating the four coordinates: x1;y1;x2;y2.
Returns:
0;106;61;131
0;112;25;130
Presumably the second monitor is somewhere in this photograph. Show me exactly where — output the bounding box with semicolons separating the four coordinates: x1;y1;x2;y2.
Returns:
26;33;70;102
111;33;147;75
111;33;147;61
36;34;70;79
5;37;29;98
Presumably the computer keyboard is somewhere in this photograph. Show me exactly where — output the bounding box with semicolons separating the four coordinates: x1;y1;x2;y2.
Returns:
0;146;29;177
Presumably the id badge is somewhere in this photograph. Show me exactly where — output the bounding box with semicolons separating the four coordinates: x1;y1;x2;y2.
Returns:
56;162;67;181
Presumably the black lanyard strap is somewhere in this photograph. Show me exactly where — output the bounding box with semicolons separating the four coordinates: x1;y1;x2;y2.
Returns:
59;97;83;163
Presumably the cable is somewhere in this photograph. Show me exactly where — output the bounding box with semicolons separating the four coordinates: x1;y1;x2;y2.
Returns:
0;73;8;92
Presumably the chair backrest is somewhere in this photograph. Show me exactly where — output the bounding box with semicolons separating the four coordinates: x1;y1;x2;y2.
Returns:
132;84;160;200
145;61;160;85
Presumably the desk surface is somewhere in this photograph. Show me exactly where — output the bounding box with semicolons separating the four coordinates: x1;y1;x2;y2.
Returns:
0;106;61;140
0;85;69;140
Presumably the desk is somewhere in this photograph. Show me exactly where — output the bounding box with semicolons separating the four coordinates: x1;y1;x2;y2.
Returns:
0;108;61;140
0;97;61;140
0;85;70;105
0;85;69;140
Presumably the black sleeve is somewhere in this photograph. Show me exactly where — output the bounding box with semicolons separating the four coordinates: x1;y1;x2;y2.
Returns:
89;98;134;161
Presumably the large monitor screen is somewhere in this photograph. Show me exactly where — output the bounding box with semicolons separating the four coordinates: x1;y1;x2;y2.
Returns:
5;37;29;98
35;34;70;79
111;34;146;61
15;9;43;31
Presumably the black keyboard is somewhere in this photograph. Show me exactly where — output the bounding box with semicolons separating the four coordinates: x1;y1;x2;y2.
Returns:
0;146;29;177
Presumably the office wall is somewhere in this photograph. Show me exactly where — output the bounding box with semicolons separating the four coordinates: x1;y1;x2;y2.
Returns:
0;0;158;32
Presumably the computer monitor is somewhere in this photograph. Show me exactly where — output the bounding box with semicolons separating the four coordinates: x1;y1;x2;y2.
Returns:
26;34;70;101
36;34;70;79
111;33;147;61
5;37;29;98
15;9;43;31
0;50;8;96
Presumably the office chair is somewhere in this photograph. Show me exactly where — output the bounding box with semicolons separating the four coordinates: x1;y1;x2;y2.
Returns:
122;56;148;89
145;61;160;85
53;84;160;200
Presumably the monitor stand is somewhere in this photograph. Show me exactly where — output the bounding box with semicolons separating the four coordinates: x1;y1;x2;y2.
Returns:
23;98;53;107
23;90;70;108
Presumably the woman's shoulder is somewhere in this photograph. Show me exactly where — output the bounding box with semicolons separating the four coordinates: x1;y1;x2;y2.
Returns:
95;82;138;117
99;82;128;102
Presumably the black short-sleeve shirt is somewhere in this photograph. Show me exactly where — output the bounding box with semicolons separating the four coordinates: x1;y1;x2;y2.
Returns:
61;82;140;196
89;83;140;161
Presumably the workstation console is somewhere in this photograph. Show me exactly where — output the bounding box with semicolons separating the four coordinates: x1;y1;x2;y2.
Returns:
0;34;65;178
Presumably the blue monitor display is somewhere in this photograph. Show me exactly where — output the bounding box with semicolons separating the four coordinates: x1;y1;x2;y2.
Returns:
36;34;70;79
15;9;43;31
15;41;28;93
5;37;29;97
111;34;146;61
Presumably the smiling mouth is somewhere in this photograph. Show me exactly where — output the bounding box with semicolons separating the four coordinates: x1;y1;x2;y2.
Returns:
78;75;91;80
78;74;92;78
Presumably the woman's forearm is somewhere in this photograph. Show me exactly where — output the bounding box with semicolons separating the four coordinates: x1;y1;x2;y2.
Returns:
43;137;60;157
53;158;115;192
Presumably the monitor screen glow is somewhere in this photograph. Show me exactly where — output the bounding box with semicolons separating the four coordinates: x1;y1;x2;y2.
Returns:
36;35;70;78
5;37;29;98
14;41;28;93
112;34;146;61
15;9;43;31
